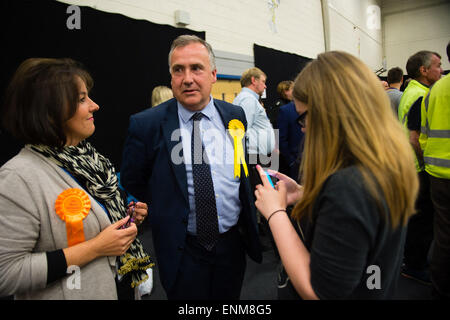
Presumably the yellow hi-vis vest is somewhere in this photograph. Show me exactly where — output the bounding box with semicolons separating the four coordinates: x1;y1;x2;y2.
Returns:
397;79;429;172
420;74;450;179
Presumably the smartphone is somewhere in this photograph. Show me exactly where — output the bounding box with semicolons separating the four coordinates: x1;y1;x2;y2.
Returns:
249;165;277;189
122;201;135;229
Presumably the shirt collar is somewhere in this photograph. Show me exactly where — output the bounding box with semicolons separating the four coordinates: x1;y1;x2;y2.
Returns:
177;95;215;124
242;87;259;100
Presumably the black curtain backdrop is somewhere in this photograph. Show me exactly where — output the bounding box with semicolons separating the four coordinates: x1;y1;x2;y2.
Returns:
0;0;204;168
254;44;312;109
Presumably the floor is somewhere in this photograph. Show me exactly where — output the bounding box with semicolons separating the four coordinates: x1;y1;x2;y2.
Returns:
0;222;432;301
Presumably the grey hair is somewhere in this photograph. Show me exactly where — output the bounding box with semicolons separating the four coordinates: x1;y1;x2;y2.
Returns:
406;50;441;79
168;35;216;72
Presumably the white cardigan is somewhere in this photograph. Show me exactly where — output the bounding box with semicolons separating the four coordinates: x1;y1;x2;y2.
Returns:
0;146;117;299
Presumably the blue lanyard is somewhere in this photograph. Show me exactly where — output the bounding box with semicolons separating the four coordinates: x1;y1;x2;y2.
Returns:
60;167;112;221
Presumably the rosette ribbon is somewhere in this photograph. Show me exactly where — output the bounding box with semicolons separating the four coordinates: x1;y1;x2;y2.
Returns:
55;188;91;247
228;119;249;178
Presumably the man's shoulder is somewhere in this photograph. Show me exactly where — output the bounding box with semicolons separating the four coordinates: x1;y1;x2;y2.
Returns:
233;88;257;103
215;98;240;108
387;89;402;96
214;99;248;128
433;73;450;90
131;98;176;121
214;99;245;115
280;101;294;110
279;101;295;115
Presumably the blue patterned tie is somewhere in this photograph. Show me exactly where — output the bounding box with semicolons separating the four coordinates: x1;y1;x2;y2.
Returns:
191;112;219;250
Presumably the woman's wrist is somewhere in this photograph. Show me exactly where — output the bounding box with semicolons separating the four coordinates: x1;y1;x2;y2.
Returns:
267;209;287;224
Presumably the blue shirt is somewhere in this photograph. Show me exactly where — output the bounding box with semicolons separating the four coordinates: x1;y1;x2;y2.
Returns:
233;87;276;155
177;97;242;234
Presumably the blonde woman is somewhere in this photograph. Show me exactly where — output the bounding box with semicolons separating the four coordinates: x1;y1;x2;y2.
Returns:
151;85;173;107
254;51;419;299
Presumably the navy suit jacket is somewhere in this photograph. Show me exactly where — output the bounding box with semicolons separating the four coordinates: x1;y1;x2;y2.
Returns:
120;98;262;292
278;102;304;166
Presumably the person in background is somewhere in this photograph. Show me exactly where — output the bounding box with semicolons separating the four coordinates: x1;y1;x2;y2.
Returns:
151;85;173;107
277;100;304;181
398;50;443;285
267;80;294;129
233;67;276;162
0;58;152;300
275;80;294;108
253;51;418;299
386;67;404;115
419;41;450;299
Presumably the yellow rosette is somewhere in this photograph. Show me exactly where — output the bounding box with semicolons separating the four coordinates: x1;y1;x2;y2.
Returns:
55;188;91;247
228;119;249;178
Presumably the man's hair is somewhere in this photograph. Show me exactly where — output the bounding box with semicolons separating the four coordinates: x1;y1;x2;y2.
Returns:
2;58;93;148
406;50;441;79
240;67;266;88
168;34;216;71
387;67;403;85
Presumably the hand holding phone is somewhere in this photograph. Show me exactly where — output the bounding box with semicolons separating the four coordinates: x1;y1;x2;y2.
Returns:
264;170;275;188
122;201;135;229
250;165;277;189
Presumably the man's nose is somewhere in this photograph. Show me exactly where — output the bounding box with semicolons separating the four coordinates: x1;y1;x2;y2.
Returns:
183;70;194;84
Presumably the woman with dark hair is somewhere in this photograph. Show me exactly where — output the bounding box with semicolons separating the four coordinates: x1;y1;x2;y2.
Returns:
254;51;419;299
0;58;152;300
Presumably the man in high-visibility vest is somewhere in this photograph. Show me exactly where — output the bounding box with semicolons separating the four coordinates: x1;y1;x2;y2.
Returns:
398;50;443;285
419;42;450;299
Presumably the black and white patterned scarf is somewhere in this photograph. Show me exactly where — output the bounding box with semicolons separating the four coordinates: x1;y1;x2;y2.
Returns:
30;141;153;289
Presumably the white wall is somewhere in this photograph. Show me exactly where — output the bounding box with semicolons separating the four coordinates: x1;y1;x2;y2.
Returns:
327;0;383;71
57;0;325;76
382;0;450;75
57;0;390;75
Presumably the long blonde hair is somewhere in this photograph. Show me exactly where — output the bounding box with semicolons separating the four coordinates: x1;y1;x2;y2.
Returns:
292;51;418;229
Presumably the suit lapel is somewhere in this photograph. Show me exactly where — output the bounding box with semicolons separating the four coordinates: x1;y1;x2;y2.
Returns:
214;100;241;142
214;100;249;182
161;100;189;206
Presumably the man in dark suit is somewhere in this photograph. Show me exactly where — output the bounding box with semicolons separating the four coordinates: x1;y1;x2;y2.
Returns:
277;101;305;181
120;35;262;300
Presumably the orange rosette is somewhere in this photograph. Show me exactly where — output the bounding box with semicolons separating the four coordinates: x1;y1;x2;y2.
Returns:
55;188;91;247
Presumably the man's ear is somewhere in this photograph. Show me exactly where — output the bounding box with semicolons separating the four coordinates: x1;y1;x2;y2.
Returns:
211;68;217;84
419;65;427;76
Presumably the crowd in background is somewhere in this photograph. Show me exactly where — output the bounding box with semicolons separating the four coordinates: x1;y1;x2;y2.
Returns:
0;35;449;300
